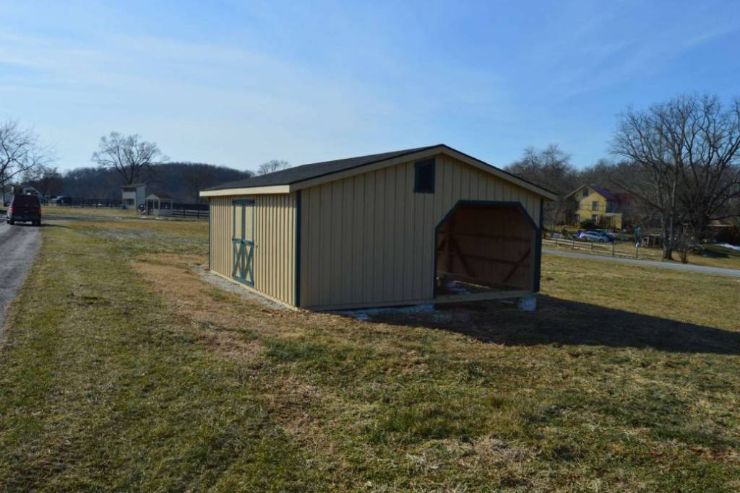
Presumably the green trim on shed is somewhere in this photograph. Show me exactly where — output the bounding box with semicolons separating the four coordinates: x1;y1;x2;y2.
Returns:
294;190;302;307
533;197;544;292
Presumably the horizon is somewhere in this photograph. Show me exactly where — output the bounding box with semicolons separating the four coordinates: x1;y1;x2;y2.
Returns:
1;0;739;173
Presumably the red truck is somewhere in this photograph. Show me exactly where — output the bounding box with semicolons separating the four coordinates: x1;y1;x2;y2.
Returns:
6;194;42;226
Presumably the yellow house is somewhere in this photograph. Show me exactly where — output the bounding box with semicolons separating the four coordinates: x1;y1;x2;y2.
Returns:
566;185;623;229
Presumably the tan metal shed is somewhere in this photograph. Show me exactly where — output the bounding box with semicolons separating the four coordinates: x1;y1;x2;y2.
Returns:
200;145;555;310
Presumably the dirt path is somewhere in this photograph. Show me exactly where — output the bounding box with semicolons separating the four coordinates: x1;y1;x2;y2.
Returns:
0;223;41;336
544;248;740;278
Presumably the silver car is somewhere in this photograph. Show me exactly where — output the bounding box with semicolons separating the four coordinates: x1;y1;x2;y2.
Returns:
578;231;610;243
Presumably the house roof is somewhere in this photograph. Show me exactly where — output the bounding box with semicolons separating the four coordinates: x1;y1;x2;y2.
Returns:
589;185;617;201
146;192;173;200
566;184;619;201
202;144;556;199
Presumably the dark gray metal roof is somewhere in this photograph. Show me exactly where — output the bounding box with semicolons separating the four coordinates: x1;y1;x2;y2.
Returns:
147;192;173;199
589;185;618;201
206;145;440;190
205;144;556;198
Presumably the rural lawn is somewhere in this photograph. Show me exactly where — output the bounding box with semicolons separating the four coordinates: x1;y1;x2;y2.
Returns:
1;218;738;491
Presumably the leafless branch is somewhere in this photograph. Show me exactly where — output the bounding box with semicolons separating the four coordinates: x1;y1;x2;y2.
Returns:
0;120;52;201
257;159;290;175
91;132;166;185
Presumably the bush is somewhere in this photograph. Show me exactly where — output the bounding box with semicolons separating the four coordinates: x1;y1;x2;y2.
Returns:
714;226;740;245
579;219;597;230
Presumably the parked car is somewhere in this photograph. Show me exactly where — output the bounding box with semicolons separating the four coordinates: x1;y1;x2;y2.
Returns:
50;195;72;205
596;229;617;241
6;194;42;226
577;230;610;243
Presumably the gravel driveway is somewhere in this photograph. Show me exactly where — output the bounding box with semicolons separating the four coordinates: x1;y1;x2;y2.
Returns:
0;222;41;336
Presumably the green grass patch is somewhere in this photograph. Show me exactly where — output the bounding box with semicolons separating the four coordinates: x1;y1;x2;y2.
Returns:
1;217;738;491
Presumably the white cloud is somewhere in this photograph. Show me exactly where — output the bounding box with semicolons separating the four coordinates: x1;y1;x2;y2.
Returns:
0;20;511;170
0;28;414;168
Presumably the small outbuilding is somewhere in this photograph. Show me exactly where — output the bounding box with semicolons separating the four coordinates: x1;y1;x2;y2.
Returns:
200;144;555;310
122;184;146;210
145;193;174;216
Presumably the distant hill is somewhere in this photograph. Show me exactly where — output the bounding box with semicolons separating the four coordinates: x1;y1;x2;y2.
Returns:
61;162;253;203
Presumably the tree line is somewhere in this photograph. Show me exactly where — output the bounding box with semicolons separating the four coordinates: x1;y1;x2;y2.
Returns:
2;94;738;257
504;94;740;260
0;128;290;204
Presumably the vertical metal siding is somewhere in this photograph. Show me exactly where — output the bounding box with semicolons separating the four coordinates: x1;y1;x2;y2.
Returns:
209;193;296;305
299;154;542;309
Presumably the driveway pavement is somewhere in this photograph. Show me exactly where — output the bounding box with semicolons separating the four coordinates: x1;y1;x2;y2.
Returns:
544;248;740;278
0;222;41;335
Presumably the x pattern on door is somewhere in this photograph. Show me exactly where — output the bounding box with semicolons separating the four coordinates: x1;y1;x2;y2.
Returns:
232;199;255;286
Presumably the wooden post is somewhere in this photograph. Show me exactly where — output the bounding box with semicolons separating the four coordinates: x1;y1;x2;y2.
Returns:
611;241;615;256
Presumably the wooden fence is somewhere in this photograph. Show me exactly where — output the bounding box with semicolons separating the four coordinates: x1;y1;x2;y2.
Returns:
542;238;662;260
162;208;209;220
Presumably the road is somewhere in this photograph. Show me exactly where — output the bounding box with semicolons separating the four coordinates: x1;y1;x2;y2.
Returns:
0;222;41;335
544;248;740;278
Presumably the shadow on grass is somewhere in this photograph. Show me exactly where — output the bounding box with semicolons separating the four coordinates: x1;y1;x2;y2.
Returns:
365;295;740;355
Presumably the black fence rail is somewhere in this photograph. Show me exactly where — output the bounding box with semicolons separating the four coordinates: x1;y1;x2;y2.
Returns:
49;199;123;208
165;208;209;220
171;202;208;211
42;199;209;220
145;202;208;220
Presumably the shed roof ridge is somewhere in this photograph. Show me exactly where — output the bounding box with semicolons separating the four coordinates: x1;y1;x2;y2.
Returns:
205;144;441;191
202;144;556;199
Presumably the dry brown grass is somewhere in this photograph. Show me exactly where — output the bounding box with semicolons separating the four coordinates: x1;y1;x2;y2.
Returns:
2;217;738;492
130;251;740;490
132;255;268;359
545;238;740;270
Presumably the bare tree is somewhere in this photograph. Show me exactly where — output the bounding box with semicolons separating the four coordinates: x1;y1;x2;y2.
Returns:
91;132;166;185
612;95;740;261
22;165;64;199
257;159;290;175
507;145;578;225
0;120;50;203
601;160;662;230
676;98;740;250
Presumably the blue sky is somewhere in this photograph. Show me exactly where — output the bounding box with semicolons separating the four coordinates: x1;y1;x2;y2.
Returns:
1;0;739;172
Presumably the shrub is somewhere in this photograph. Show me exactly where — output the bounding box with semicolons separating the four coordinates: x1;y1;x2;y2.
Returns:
579;219;597;230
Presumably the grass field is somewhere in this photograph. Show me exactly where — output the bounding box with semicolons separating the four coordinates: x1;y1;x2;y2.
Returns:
42;205;139;218
544;237;740;270
1;217;738;491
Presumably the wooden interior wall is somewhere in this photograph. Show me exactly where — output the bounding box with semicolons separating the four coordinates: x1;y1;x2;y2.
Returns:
435;204;536;291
